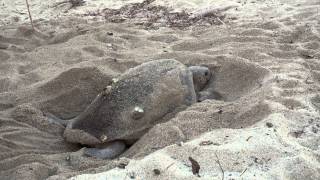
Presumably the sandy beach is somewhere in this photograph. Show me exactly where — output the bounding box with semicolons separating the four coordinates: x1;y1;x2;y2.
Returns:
0;0;319;179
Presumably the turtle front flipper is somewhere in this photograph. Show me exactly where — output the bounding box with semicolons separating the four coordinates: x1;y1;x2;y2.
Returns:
84;141;126;159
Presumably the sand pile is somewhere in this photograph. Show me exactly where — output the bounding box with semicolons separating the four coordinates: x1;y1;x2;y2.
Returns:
0;0;319;179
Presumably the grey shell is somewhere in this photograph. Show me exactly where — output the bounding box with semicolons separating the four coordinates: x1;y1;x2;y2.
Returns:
67;59;197;144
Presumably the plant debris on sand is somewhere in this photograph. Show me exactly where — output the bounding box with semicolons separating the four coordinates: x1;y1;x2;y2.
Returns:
85;0;231;29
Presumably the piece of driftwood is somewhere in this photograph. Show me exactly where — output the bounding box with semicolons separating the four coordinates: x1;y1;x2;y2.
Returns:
190;5;237;19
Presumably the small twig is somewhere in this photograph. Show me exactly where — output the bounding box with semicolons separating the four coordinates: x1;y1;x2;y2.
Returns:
246;136;253;141
25;0;34;30
240;167;247;177
52;1;69;8
165;162;175;170
215;153;224;180
190;5;237;19
216;17;225;25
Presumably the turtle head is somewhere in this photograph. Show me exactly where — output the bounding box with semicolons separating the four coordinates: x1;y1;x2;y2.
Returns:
188;66;211;92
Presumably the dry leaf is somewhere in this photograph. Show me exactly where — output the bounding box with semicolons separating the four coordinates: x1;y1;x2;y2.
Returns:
189;156;200;177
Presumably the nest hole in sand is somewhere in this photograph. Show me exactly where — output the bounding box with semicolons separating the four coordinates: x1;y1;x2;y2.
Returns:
199;57;271;102
120;57;273;158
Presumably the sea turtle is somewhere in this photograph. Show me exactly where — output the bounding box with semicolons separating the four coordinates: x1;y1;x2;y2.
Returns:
52;59;212;159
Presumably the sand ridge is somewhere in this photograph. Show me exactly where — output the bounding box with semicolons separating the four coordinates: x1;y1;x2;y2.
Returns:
0;0;319;179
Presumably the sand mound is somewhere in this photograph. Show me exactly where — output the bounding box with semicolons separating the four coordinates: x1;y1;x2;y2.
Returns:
20;66;113;119
0;0;319;179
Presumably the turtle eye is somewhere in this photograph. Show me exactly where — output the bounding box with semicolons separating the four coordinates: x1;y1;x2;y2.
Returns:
204;71;209;76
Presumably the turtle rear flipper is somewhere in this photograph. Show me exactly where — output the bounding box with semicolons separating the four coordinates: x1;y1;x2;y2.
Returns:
84;141;126;159
44;112;71;127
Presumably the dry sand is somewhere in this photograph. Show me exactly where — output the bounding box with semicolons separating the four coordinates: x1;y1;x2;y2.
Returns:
0;0;319;179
